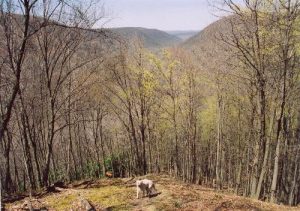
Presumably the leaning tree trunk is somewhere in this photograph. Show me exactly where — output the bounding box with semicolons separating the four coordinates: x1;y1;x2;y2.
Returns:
255;84;268;199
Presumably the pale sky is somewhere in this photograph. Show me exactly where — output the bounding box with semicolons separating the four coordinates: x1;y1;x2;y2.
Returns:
101;0;219;31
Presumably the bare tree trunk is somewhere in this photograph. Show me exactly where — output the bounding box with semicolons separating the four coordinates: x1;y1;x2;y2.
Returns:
288;146;299;205
255;85;268;199
99;111;107;175
0;1;32;143
270;4;291;200
250;97;259;198
216;93;223;190
172;96;180;177
3;132;14;193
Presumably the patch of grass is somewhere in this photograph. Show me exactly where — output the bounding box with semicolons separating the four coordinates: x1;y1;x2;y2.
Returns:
41;186;135;211
85;186;134;210
213;193;223;200
44;193;77;210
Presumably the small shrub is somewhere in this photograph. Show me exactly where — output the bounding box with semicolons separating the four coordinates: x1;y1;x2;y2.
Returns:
174;201;182;208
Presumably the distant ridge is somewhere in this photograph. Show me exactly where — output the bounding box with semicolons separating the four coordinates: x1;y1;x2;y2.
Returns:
110;27;181;49
166;30;199;41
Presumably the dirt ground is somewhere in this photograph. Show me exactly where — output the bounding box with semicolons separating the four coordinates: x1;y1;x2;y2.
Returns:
4;174;300;211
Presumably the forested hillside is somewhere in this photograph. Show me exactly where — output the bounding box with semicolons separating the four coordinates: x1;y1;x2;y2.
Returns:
111;27;181;48
1;0;300;209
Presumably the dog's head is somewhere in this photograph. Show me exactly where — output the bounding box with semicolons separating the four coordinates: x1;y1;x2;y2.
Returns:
105;171;113;178
136;180;142;186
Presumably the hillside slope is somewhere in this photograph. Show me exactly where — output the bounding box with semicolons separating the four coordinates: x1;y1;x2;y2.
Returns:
6;175;299;211
111;27;181;49
181;16;237;78
182;16;232;49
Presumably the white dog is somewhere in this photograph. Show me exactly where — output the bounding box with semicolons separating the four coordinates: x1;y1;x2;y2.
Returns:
136;179;157;199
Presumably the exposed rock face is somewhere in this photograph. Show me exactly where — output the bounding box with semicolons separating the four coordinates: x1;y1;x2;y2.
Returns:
71;197;95;211
11;199;48;210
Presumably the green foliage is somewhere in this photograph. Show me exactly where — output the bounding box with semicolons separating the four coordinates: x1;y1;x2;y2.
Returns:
105;156;114;172
49;169;66;182
174;201;182;208
82;162;102;178
199;95;217;139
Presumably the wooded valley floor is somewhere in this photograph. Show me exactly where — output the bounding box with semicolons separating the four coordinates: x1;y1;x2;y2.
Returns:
5;175;299;211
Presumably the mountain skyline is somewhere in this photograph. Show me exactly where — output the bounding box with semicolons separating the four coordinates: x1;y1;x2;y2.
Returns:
101;0;219;31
